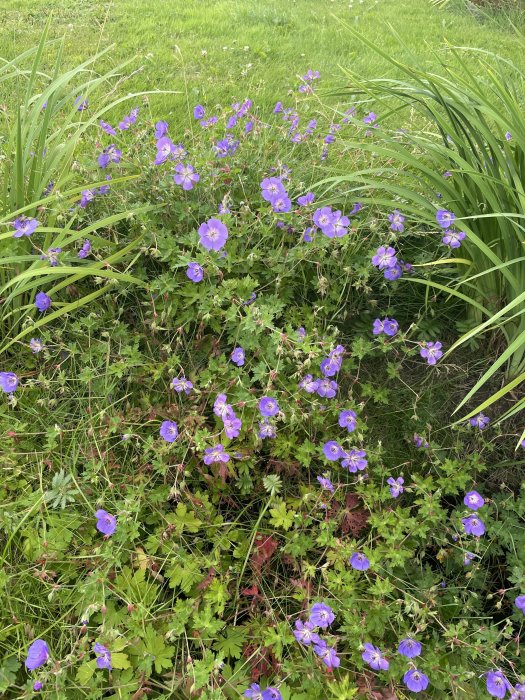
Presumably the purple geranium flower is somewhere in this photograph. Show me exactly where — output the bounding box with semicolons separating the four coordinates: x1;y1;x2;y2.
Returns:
0;372;19;393
95;509;117;536
349;552;370;571
373;318;399;337
30;338;44;353
270;194;292;213
363;112;377;126
155;137;177;165
74;96;88;111
442;229;466;248
403;669;429;693
515;595;525;614
293;619;321;645
186;262;204;283
317;475;335;493
13;216;39;238
172;376;193;394
33;681;43;691
362;643;389;671
486;671;511;699
341;449;367;472
323;441;343;461
244;684;263;700
258;419;276;439
420;341;443;365
331;210;349;238
231;347;245;366
155;120;168;139
436;209;456;228
93;642;112;670
173;163;200;190
98;144;121;168
469;412;490;430
312;206;335;236
464;490;485;510
80;189;95;208
387;476;404;498
160;420;179;442
194;105;205;120
262;688;282;700
339;409;357;432
203;444;230;465
297;192;315;206
413;433;429;449
34;292;51;312
384;263;403;281
313;640;340;670
372;246;398;270
261;177;286;202
462;514;485;536
100;119;116;135
316;378;337;398
224;415;242;439
259;396;279;417
213;394;233;419
25;640;49;670
388;210;405;232
398;638;422;658
309;602;335;628
198;218;228;251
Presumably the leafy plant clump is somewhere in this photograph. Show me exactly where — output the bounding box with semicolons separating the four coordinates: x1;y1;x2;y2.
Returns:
0;39;524;700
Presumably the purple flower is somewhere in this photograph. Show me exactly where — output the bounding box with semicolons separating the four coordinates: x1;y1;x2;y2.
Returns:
469;412;490;430
293;619;321;645
203;444;230;465
41;247;62;267
339;409;357;432
259;396;279;417
372;246;398;270
486;671;510;699
512;685;525;700
30;338;45;353
420;341;443;366
349;552;370;571
388;476;404;498
505;131;512;141
213;394;233;419
160;420;179;442
413;433;429;449
224;415;242;439
231;347;245;366
462;515;485;536
362;643;389;671
173;163;200;190
34;291;51;312
155;120;168;139
95;509;117;536
388;210;405;232
80;189;95;208
323;441;343;461
341;449;367;472
78;239;91;259
213;135;239;158
0;372;19;393
261;177;286;202
262;688;282;700
297;192;315;206
373;318;399;337
436;209;456;229
172;376;193;394
313;206;335;236
350;202;363;215
317;475;335;493
155;137;177;165
313;640;340;670
194;104;205;120
13;216;39;238
98;144;121;168
317;378;337;398
309;602;335;628
100;119;116;136
270;194;292;213
398;638;422;658
463;551;477;566
403;669;429;693
384;263;403;281
186;262;203;283
25;640;49;670
515;595;525;614
363;112;378;126
33;681;43;691
198;218;228;251
75;96;88;111
464;490;485;510
442;229;466;249
94;642;112;670
258;419;276;439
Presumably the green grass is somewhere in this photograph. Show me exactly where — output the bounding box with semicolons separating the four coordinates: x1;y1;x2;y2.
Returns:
0;0;523;120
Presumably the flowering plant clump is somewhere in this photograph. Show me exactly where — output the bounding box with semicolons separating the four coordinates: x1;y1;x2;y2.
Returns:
0;53;524;700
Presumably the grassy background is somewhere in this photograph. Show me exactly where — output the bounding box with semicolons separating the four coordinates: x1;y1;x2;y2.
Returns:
0;0;522;119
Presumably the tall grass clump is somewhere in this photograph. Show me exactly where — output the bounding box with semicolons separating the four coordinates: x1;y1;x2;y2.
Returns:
328;24;525;434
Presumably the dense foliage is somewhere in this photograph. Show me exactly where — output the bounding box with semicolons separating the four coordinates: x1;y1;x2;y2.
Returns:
0;39;524;700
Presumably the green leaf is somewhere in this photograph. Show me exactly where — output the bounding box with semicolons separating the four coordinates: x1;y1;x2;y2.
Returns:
269;501;295;530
